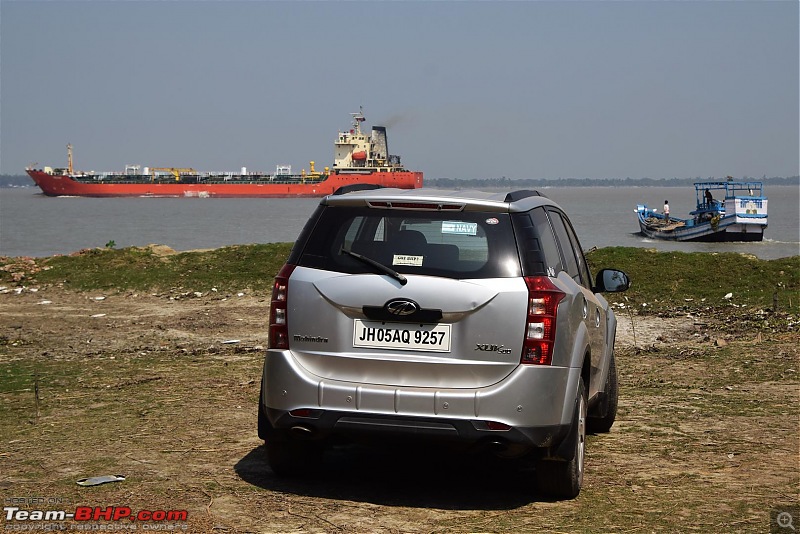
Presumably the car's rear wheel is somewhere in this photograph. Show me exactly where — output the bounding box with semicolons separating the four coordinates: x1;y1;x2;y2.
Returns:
536;378;586;499
588;351;618;434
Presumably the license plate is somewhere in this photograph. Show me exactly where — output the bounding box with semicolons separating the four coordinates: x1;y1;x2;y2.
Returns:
353;320;451;352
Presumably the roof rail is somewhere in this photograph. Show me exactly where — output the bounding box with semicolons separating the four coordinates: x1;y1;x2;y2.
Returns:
504;190;546;202
332;184;384;196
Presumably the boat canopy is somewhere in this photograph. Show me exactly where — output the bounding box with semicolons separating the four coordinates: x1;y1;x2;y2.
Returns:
694;181;764;199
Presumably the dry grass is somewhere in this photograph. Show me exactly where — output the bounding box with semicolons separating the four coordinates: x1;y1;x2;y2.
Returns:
1;283;797;532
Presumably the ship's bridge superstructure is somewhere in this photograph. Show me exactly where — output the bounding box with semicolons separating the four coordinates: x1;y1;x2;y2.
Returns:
333;108;403;172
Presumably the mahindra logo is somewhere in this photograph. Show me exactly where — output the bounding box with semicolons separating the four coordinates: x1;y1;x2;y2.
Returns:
385;298;420;316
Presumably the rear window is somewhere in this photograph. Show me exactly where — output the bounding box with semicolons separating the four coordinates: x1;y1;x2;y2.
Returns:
294;206;521;278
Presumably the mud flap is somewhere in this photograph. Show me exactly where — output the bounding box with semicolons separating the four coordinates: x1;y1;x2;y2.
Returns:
257;377;275;440
589;391;610;418
551;389;580;461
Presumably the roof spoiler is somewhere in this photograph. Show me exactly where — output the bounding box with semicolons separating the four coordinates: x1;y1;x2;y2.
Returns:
332;184;385;196
504;190;546;202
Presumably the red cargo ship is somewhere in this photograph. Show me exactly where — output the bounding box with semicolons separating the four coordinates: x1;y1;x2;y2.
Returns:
26;109;423;198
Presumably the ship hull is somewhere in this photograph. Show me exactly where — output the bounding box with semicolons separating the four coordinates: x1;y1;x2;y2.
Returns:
26;170;423;198
637;215;766;242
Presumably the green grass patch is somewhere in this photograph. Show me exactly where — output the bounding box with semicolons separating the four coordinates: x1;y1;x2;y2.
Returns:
0;359;83;429
587;247;799;313
3;245;797;313
0;359;82;395
13;243;294;293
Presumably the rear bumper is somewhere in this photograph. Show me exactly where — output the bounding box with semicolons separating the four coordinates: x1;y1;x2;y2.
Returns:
265;408;570;451
262;349;579;450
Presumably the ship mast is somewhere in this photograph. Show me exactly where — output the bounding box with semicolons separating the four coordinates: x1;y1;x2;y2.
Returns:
350;106;366;135
67;144;74;174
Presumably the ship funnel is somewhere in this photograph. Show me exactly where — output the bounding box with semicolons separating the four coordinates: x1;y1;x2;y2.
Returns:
370;126;388;163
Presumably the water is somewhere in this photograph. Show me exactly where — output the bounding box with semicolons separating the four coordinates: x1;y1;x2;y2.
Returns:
1;185;797;259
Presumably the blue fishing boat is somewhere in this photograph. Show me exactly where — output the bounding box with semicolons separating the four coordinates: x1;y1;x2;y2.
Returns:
635;180;767;242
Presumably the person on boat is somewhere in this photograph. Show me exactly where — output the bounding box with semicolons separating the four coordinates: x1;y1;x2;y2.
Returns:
704;189;713;207
663;200;670;224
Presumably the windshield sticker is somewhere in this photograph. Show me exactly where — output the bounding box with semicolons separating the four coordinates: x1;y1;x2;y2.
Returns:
393;254;423;267
485;218;499;225
442;221;478;235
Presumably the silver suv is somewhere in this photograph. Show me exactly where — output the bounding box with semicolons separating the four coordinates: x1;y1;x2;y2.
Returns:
259;186;629;498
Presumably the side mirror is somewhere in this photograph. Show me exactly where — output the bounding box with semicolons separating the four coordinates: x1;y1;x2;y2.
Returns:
594;269;630;293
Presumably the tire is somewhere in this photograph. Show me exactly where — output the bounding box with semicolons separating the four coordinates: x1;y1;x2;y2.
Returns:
588;351;618;434
536;378;587;499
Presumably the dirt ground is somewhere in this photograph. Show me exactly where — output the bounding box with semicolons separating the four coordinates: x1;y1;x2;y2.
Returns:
1;284;798;533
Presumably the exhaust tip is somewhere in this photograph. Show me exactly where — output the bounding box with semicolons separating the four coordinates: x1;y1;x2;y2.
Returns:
290;425;314;438
487;439;508;451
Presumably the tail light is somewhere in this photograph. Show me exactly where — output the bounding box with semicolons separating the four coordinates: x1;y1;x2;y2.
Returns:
521;276;565;365
268;264;296;349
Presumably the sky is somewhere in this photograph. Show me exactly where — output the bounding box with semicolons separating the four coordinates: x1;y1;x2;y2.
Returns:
1;0;798;181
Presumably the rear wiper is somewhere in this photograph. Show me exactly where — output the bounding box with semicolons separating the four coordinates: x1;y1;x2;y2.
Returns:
339;247;407;286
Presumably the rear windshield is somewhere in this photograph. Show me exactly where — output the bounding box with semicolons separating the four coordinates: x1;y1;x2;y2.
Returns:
294;206;521;278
